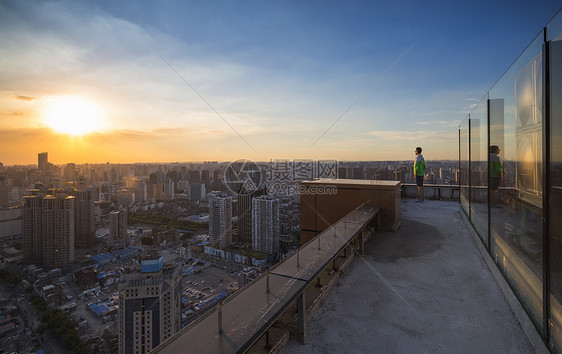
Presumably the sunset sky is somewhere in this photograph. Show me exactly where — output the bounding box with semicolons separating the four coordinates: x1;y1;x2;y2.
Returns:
1;0;560;165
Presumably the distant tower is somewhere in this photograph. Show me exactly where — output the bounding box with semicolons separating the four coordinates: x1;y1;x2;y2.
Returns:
23;192;75;267
212;170;222;191
237;188;265;244
189;183;205;201
338;167;349;179
352;167;363;179
208;192;232;249
135;180;148;202
64;163;76;182
73;188;95;247
109;210;128;248
201;169;210;188
22;195;42;264
38;152;48;173
149;171;165;201
118;258;182;354
164;178;175;200
252;195;280;256
188;170;201;183
0;178;10;205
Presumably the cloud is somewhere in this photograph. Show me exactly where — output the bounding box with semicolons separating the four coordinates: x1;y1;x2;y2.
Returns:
0;1;472;163
416;120;450;125
11;95;40;102
0;110;30;117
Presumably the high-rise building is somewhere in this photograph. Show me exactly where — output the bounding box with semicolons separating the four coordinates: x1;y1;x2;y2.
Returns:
188;170;200;183
109;210;127;249
212;170;222;191
118;257;182;354
201;170;210;188
23;192;75;267
73;188;95;247
365;167;376;180
352;167;363;179
164;178;175;200
22;194;42;264
208;192;232;249
237;188;265;244
64;163;76;182
188;183;206;201
0;178;10;205
252;195;280;257
338;167;349;179
135;180;148;202
114;189;134;206
152;182;164;201
38;152;48;173
149;171;165;201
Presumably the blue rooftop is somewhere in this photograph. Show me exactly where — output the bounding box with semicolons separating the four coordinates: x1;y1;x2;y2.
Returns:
141;256;163;273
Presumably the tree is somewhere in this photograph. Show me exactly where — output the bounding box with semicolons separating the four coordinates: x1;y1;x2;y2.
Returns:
140;236;153;246
39;309;88;354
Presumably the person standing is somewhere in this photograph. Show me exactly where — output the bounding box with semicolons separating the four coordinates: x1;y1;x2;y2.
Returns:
414;147;426;203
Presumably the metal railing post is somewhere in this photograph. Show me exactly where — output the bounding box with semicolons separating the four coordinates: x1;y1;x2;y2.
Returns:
266;269;270;293
218;302;223;334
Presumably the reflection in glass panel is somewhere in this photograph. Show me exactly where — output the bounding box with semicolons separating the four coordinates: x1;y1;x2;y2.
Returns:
547;8;562;41
488;32;544;331
460;117;470;216
469;98;488;245
549;38;562;352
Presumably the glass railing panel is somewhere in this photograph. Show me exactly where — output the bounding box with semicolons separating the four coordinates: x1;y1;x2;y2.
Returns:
548;9;562;351
547;8;562;41
460;116;470;217
488;30;545;331
469;96;489;246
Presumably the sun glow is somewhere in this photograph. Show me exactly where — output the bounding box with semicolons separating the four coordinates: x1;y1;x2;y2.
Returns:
44;96;104;135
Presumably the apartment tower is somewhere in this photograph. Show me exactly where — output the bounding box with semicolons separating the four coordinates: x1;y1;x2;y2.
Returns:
208;192;232;249
109;210;127;249
118;257;182;354
23;192;75;267
251;195;280;256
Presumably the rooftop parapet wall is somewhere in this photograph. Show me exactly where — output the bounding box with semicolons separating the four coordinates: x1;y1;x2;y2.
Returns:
300;179;400;245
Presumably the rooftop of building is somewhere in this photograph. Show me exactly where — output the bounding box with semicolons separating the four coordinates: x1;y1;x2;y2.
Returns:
282;199;533;353
119;263;181;288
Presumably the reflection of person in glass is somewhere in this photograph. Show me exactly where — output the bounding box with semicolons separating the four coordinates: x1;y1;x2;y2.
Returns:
489;145;503;207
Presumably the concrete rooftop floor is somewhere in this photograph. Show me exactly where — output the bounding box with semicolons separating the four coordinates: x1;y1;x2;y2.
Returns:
283;199;534;354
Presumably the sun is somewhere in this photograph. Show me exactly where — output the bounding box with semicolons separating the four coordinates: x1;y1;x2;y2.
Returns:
44;96;104;135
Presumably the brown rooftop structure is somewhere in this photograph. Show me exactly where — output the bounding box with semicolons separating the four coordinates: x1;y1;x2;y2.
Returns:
300;179;401;245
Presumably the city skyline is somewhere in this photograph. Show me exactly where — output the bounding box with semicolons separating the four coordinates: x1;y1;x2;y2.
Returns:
0;3;560;352
1;1;560;165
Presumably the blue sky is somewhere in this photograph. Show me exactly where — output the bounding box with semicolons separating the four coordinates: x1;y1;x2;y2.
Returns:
0;0;560;164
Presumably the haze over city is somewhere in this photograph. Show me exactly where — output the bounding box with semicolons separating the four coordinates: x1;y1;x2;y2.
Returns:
1;0;560;165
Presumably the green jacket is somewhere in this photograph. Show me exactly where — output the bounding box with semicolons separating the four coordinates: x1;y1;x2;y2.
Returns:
490;153;503;178
414;155;425;176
